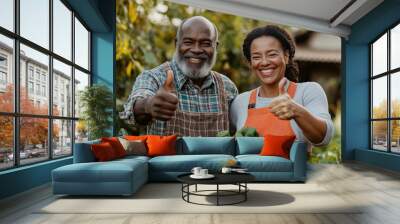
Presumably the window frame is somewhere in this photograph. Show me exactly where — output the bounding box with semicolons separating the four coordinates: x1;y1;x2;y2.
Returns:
0;0;92;171
370;20;400;154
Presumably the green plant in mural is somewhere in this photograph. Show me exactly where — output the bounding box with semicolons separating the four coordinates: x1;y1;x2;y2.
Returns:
79;84;113;140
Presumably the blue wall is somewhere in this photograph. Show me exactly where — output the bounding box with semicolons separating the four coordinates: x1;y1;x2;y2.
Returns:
0;0;116;200
91;0;116;136
343;0;400;170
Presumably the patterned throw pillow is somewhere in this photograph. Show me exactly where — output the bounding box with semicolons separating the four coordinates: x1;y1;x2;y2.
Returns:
118;137;147;156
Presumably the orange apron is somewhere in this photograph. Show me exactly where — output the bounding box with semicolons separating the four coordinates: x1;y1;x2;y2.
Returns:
244;81;297;137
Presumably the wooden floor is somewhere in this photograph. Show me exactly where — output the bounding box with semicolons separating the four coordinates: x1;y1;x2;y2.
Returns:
1;162;400;224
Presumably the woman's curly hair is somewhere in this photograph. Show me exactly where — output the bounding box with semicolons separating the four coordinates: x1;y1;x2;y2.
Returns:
242;25;299;82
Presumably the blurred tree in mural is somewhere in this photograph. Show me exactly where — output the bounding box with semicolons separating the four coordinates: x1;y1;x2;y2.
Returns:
116;0;342;163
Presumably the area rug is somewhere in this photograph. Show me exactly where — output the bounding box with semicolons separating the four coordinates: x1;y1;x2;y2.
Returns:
37;183;362;214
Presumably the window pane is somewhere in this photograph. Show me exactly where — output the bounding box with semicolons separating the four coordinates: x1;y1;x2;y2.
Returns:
53;0;72;60
0;116;13;170
391;72;400;118
391;120;400;153
53;119;72;158
391;24;400;70
372;77;387;119
20;44;49;115
372;33;387;76
20;117;49;165
53;59;72;117
0;35;14;113
372;121;388;151
75;120;88;143
74;17;89;70
74;69;89;118
0;0;14;31
20;0;49;49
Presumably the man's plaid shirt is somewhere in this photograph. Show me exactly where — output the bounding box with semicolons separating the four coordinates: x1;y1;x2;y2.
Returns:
120;59;238;134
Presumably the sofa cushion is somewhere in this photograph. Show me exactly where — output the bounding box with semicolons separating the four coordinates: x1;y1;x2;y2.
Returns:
236;155;293;172
177;137;235;155
52;158;147;183
236;137;264;155
148;154;235;172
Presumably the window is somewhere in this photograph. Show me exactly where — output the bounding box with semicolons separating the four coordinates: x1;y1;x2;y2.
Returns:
0;0;91;170
371;23;400;154
28;81;34;94
28;67;34;80
35;70;41;81
0;55;7;67
35;83;40;95
42;85;46;97
0;71;6;85
41;73;46;83
0;54;7;86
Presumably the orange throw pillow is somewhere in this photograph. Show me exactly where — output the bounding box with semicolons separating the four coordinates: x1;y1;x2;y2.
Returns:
101;137;126;158
124;135;148;141
259;135;296;159
91;142;117;161
146;135;177;157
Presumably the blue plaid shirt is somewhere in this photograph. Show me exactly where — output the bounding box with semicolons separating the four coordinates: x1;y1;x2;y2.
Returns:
121;59;238;133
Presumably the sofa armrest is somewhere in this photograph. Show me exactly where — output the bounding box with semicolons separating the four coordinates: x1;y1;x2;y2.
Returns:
289;141;307;181
73;140;100;163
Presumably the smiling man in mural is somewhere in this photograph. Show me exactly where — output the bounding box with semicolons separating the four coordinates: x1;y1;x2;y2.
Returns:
121;16;238;136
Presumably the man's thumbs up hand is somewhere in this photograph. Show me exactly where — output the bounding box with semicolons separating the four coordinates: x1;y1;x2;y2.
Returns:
144;70;179;121
163;70;175;92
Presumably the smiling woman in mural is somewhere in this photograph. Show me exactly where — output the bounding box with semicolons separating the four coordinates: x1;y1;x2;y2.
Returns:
230;25;334;150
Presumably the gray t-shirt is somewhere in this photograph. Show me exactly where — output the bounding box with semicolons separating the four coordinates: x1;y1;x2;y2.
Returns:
230;82;334;147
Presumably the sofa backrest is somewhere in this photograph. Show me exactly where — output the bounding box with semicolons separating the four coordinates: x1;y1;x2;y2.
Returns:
235;137;264;155
177;137;235;155
73;139;100;163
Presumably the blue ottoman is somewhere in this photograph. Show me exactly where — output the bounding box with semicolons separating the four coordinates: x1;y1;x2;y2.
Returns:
52;156;148;196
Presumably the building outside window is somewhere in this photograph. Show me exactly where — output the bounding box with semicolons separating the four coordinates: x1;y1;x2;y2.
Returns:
0;0;91;170
371;23;400;154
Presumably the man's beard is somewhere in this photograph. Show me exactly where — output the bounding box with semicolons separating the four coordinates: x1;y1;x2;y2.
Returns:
173;50;217;80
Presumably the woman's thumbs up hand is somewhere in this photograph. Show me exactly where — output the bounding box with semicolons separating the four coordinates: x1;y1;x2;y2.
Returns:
269;77;299;120
144;70;179;121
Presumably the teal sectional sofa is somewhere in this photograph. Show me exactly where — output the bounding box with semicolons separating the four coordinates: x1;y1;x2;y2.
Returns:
52;137;307;196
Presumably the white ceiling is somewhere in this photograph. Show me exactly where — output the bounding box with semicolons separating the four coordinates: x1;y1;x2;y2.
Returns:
167;0;384;38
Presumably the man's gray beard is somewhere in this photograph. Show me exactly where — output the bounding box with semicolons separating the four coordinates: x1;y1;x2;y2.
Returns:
173;51;217;80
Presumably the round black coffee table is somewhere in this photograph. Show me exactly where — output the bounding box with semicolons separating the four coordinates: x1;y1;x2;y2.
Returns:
177;173;255;206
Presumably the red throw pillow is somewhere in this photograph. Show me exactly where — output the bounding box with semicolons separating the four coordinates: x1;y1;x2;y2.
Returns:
146;135;177;157
259;134;296;159
91;142;117;161
101;137;126;158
